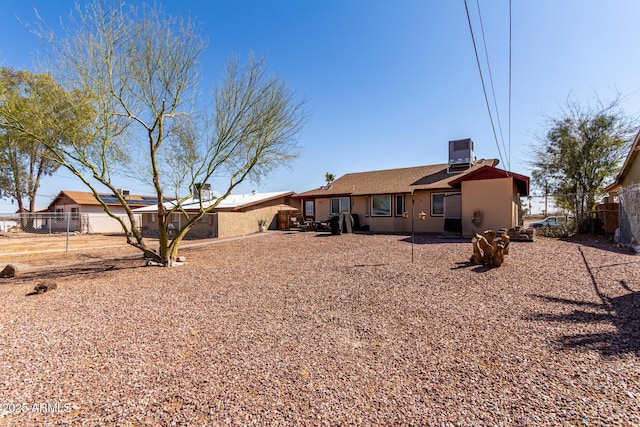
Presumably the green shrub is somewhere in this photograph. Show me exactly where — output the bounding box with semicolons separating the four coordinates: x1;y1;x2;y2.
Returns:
537;220;576;238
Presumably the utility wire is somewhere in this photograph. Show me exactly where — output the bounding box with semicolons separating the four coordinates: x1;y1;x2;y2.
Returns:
463;0;506;171
475;0;509;171
508;0;513;170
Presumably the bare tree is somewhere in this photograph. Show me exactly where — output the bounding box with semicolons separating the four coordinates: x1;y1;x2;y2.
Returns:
7;1;305;265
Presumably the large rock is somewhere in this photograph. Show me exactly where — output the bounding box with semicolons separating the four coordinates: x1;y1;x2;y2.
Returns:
0;264;18;278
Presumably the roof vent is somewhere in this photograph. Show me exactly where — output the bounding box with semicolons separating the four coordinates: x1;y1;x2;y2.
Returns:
193;183;212;200
448;138;475;172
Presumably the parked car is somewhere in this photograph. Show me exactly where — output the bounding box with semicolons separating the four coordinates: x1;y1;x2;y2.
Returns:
529;216;571;228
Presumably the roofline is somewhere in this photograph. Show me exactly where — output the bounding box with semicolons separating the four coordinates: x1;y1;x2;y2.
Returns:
447;165;530;196
134;191;295;212
605;129;640;191
295;159;501;198
231;191;295;211
46;190;158;211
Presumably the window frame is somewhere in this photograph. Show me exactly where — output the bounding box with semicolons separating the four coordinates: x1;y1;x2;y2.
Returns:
395;194;405;217
371;194;392;217
431;193;446;217
330;197;350;215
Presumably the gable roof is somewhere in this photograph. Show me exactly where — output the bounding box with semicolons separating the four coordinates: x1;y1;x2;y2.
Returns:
448;165;530;195
133;191;294;212
295;159;499;198
605;129;640;191
47;190;159;210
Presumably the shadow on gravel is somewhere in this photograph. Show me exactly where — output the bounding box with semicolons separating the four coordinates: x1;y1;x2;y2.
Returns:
528;290;640;356
399;234;468;245
2;259;146;289
526;247;640;356
559;234;635;255
451;261;496;273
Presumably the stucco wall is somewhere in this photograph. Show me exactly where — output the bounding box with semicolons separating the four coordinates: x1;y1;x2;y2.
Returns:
308;193;444;233
140;198;297;239
313;198;332;221
621;158;640;187
460;178;517;238
217;203;291;238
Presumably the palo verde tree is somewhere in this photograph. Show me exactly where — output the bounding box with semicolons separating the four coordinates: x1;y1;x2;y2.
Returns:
530;96;636;231
0;68;87;222
6;1;305;265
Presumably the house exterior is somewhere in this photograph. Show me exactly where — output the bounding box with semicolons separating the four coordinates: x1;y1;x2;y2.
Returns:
605;130;640;244
295;139;530;238
43;190;157;233
135;191;298;239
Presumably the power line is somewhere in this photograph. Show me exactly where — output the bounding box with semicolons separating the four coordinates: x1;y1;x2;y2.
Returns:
508;0;512;171
463;0;506;170
475;0;509;171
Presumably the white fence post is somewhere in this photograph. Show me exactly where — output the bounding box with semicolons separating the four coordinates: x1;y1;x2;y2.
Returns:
65;212;71;253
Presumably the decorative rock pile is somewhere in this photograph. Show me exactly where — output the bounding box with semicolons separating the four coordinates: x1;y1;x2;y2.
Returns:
471;230;510;267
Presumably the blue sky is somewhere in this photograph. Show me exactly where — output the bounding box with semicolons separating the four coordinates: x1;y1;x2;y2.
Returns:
1;0;640;212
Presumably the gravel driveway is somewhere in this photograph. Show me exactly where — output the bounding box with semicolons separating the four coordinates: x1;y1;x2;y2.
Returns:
1;232;639;426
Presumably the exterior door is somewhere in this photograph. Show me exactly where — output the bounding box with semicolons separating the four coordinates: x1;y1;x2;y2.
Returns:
443;193;462;234
303;200;315;220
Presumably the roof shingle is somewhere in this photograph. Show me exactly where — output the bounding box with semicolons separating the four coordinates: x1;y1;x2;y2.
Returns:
296;159;498;197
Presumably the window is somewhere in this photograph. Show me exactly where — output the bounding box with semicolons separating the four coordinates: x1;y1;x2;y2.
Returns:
330;197;350;214
150;213;156;223
71;207;79;220
171;213;180;223
55;208;64;222
371;195;392;217
431;193;445;216
395;195;405;217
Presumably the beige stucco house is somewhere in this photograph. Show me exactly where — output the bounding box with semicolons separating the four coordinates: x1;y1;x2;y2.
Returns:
135;191;298;239
43;190;156;233
605;129;640;244
295;139;530;238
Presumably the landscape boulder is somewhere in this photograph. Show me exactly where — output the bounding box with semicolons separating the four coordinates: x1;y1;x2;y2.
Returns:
0;264;19;278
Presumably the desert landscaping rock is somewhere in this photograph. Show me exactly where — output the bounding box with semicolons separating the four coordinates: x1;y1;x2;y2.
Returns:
0;232;638;426
0;263;18;278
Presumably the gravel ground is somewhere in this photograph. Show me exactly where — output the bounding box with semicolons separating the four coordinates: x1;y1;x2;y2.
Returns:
0;231;639;426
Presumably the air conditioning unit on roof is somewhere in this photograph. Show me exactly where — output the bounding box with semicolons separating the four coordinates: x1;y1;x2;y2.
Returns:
448;138;475;172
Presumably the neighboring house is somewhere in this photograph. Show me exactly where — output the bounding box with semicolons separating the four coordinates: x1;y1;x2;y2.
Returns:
295;139;530;238
44;190;158;233
605;130;640;244
135;191;298;239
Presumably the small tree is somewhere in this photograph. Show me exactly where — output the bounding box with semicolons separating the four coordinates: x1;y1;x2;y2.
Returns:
530;96;637;232
4;1;305;265
324;172;335;186
0;68;86;223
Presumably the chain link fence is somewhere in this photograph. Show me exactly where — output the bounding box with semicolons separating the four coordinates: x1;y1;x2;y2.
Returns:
0;211;220;257
0;212;139;237
0;212;141;255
